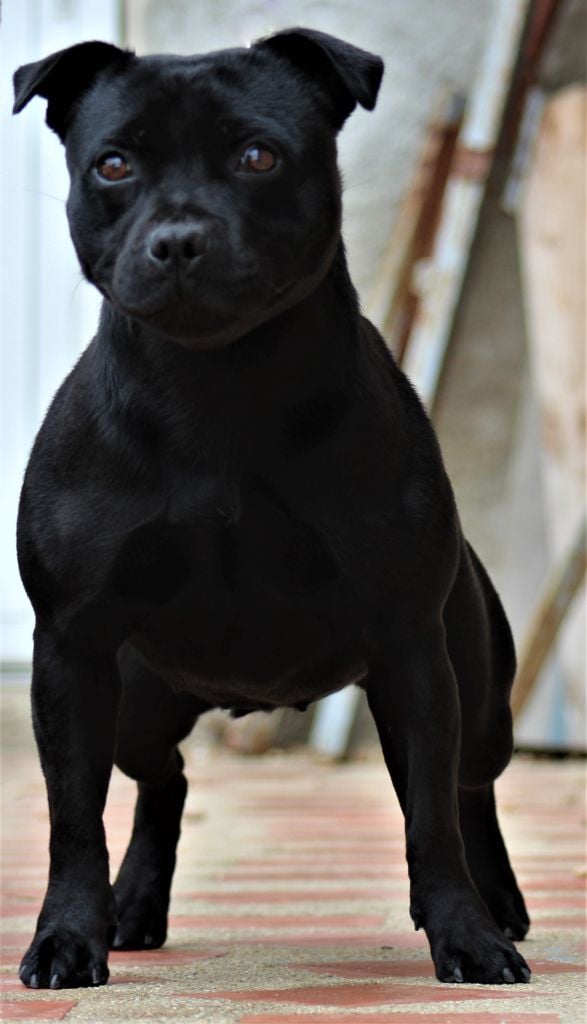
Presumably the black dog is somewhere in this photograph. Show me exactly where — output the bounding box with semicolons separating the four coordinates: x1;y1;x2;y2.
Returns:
13;28;531;990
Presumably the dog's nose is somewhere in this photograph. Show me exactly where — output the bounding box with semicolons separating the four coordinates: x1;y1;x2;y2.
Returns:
146;222;208;268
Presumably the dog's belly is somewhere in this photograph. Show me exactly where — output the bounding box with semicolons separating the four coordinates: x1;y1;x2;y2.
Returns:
132;620;367;710
111;495;366;709
129;578;366;710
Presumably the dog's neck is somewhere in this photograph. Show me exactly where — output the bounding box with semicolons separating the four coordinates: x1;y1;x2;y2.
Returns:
89;241;361;468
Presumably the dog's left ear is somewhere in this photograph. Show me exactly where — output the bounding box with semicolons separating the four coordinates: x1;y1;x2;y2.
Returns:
256;27;383;129
13;41;132;142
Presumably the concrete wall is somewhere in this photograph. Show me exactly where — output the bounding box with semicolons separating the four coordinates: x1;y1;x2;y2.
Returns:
124;0;493;301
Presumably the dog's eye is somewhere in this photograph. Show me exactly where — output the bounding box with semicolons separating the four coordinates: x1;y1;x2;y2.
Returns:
96;153;133;182
239;145;277;173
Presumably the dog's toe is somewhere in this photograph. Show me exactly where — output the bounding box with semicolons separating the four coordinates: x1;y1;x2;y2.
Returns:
19;929;110;989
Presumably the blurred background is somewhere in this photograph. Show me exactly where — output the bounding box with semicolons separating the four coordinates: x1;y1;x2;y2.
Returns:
1;0;585;754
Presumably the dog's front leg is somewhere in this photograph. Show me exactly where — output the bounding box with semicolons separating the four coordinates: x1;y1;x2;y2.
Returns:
19;628;121;989
366;620;530;985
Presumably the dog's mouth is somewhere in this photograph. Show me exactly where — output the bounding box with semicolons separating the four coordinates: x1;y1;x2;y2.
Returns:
120;298;232;325
121;298;239;347
99;277;297;347
121;280;293;319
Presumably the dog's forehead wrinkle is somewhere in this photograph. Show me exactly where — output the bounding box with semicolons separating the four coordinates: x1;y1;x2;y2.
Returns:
138;45;250;71
130;49;259;101
68;47;325;166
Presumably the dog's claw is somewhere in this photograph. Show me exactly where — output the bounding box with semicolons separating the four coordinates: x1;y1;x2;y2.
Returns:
521;967;531;983
502;967;515;983
50;973;61;990
453;966;464;983
29;973;39;989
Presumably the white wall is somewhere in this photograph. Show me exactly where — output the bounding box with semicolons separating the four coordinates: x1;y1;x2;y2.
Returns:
0;0;121;665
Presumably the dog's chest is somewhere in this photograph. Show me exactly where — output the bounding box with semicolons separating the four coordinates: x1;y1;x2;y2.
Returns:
108;476;362;702
110;474;336;596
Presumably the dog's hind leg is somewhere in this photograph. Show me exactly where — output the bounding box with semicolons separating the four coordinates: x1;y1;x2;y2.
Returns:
443;540;530;942
112;647;208;950
459;784;529;940
366;614;530;985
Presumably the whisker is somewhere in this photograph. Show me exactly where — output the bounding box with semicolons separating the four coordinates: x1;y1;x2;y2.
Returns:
22;188;66;205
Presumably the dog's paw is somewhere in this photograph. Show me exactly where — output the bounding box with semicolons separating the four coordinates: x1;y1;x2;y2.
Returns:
482;883;530;942
112;885;168;950
19;928;110;989
430;910;531;985
111;912;167;951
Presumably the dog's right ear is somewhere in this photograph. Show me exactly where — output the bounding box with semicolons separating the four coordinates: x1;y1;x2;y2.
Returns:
256;28;383;130
13;41;132;142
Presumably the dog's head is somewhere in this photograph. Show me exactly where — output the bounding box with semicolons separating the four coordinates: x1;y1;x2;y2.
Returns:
13;30;382;350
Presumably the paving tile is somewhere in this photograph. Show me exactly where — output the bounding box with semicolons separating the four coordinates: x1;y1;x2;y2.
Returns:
527;896;586;909
187;980;539;1006
1;932;33;951
291;957;584;978
109;948;228;966
178;889;389;903
0;904;39;918
213;872;405;880
529;915;585;928
169;913;387;929
221;857;405;867
225;931;426;947
238;1014;561;1024
521;878;586;891
0;976;24;992
213;867;403;879
0;999;77;1020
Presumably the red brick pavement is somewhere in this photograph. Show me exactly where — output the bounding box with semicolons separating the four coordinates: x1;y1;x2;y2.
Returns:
1;691;585;1023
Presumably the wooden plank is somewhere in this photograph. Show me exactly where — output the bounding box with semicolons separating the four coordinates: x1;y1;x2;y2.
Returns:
367;90;464;362
402;0;532;410
518;86;586;533
493;0;565;193
512;519;586;720
516;85;586;746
